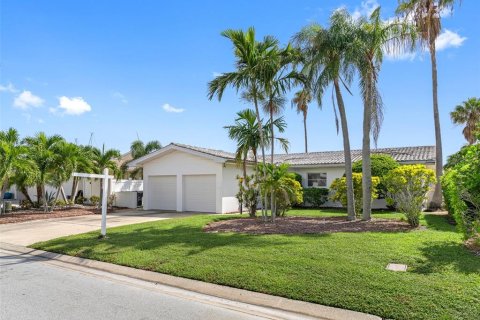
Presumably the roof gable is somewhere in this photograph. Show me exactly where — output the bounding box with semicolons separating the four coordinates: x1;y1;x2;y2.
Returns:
128;143;233;166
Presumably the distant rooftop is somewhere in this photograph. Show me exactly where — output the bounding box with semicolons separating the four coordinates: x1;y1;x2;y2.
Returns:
169;143;435;166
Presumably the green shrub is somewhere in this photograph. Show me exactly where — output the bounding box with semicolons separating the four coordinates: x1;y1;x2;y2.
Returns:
303;188;329;207
352;154;399;197
90;196;100;207
75;196;85;205
20;199;32;209
330;173;380;216
442;144;480;239
54;199;67;207
384;164;435;227
293;173;302;185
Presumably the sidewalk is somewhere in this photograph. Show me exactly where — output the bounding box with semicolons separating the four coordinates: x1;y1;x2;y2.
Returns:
0;242;380;320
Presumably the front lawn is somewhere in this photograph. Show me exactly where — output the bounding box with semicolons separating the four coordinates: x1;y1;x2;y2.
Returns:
31;209;480;320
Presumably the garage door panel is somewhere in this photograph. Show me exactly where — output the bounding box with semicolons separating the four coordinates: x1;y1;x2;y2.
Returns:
148;175;176;210
183;175;216;213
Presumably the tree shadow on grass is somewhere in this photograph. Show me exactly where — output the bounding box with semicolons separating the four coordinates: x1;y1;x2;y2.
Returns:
423;214;457;232
34;220;331;259
411;241;480;275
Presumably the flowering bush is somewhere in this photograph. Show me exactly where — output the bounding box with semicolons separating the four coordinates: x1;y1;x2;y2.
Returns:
384;165;435;227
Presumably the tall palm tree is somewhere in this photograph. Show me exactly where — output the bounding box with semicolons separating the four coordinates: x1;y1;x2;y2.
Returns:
0;128;33;203
291;89;312;153
208;27;279;176
127;139;162;179
23;132;64;206
396;0;459;209
450;97;480;144
208;27;282;219
89;145;121;203
294;9;359;220
355;7;415;220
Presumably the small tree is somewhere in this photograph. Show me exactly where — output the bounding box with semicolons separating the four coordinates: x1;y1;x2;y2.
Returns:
330;173;380;217
384;165;436;227
236;174;258;218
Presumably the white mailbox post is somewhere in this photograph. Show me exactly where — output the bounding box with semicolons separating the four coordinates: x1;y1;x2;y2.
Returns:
73;168;114;237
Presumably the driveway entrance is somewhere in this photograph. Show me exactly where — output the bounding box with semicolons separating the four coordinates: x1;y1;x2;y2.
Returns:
0;210;197;246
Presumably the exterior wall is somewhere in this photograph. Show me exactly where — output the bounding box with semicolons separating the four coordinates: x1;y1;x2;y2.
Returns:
289;166;345;207
221;163;254;213
142;150;223;213
114;191;138;208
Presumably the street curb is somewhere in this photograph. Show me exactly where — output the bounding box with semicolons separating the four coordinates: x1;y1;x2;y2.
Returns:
1;242;381;320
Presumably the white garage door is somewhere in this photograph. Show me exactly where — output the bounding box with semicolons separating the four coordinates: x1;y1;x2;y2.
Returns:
148;175;177;210
183;175;216;213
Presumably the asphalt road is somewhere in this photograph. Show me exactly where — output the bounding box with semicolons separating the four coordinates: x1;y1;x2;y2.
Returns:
0;249;312;320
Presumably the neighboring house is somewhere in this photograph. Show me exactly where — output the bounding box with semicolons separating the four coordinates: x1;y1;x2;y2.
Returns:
129;143;436;213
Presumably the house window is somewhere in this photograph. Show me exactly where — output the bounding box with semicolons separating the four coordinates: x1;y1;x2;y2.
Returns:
307;173;327;187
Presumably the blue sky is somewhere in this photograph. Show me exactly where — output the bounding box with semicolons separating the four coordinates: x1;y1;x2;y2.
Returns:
1;0;479;159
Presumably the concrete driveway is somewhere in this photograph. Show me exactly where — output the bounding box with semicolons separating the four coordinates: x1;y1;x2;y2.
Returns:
0;210;197;246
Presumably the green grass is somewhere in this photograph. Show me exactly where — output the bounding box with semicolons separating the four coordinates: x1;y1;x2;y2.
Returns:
32;209;480;320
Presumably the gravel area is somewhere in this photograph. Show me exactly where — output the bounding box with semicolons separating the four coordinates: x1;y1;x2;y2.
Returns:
0;208;96;224
204;216;414;234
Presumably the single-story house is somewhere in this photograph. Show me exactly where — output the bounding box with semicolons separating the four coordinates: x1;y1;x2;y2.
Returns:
129;143;436;213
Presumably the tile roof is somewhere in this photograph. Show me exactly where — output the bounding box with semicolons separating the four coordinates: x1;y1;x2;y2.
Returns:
274;146;435;165
171;143;435;166
171;143;238;160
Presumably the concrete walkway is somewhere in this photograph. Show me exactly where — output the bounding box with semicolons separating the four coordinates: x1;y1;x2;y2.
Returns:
0;210;197;246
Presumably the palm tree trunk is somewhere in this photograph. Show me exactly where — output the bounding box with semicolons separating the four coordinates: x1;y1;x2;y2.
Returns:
71;177;77;202
36;184;42;206
19;186;34;206
362;72;372;221
429;42;443;210
270;109;275;221
253;91;267;221
303;111;308;153
1;180;8;215
334;78;356;220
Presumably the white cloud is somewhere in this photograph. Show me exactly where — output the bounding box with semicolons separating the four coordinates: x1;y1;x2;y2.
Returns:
13;90;44;109
435;29;466;51
162;103;184;113
112;91;128;104
212;72;223;78
0;83;18;93
352;0;379;20
57;96;92;115
37;118;45;124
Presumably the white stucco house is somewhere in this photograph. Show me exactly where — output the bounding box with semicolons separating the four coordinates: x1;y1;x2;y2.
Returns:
129;143;436;213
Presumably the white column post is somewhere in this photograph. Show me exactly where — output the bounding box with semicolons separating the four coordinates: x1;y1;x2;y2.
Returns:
101;168;109;237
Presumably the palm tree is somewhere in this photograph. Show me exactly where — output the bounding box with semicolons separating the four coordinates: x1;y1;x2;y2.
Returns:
0;128;33;205
50;142;92;209
127;139;162;179
208;27;283;219
294;9;359;220
208;27;279;176
450;97;480;145
396;0;459;209
23;132;64;206
89;145;121;203
291;89;312;153
355;7;415;220
225;109;289;183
